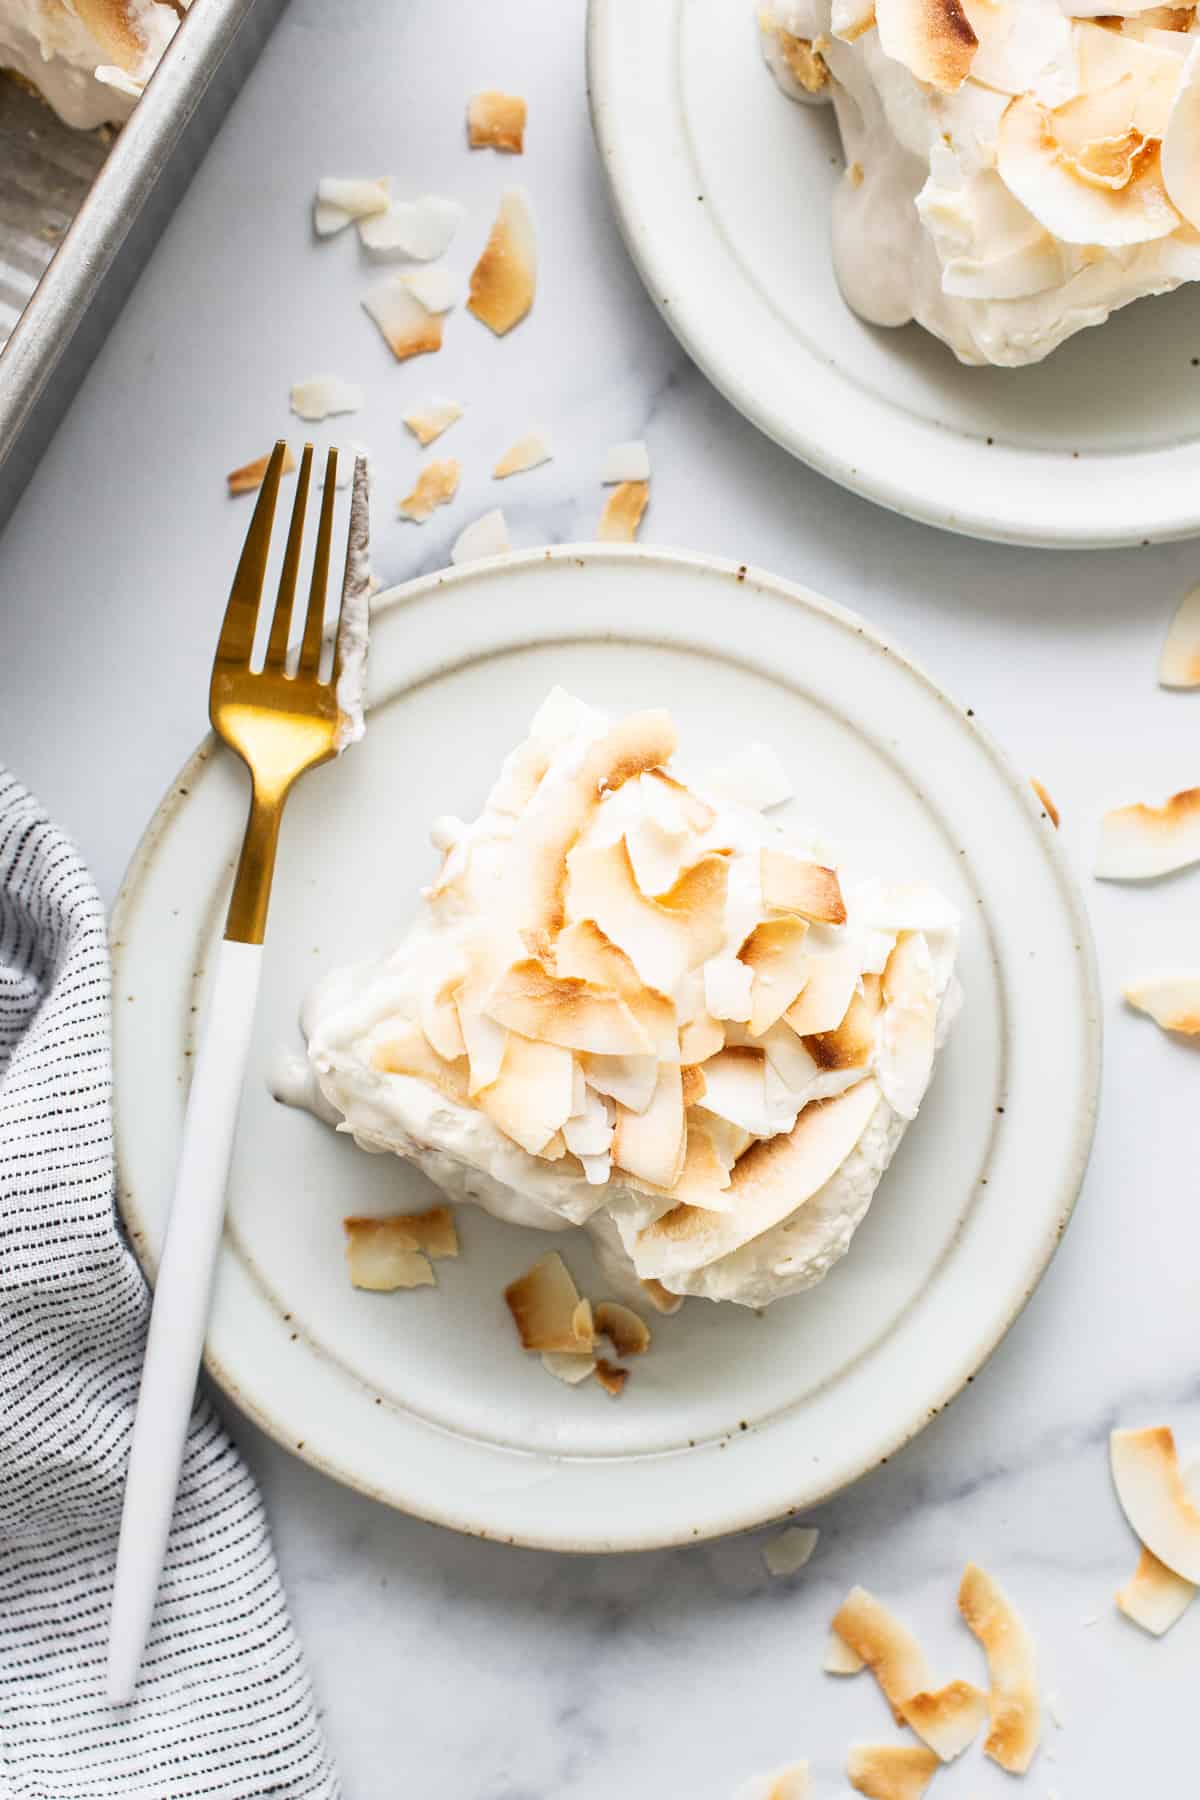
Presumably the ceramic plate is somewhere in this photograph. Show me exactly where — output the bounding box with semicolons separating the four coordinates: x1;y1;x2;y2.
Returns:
588;0;1200;548
112;546;1100;1550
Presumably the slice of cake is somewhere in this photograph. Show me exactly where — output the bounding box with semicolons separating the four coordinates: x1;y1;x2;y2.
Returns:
759;0;1200;365
302;690;960;1309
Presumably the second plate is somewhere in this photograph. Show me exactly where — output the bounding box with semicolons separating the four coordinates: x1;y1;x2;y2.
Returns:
588;0;1200;548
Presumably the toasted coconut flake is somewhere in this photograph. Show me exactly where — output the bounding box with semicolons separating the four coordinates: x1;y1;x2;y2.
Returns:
594;1357;628;1397
805;977;881;1072
486;957;652;1056
478;1033;575;1154
373;1023;470;1104
832;0;878;38
227;445;296;495
403;264;458;314
705;956;755;1022
505;1251;594;1352
653;1120;735;1207
1159;583;1200;687
634;1080;881;1277
783;947;862;1037
397;458;461;523
625;808;690;898
958;1562;1041;1774
997;93;1179;247
696;1045;771;1136
581;1053;658;1113
404;396;464;447
709;744;794;811
878;934;937;1121
358;194;464;260
758;1019;820;1093
468;186;537;334
290;376;364;422
451;509;511;564
735;1761;811;1800
314;201;353;238
740;917;812;1035
456;981;509;1094
902;1681;989;1762
764;1525;820;1576
1095;787;1200;879
554;920;677;1062
855;882;957;936
1124;971;1200;1034
381;1205;458;1258
831;1587;932;1726
1117;1542;1197;1634
824;1631;867;1675
601;439;651;483
317;176;390;219
640;1276;684;1314
581;709;678;794
613;1062;686;1188
421;975;468;1062
362;277;444;361
681;1064;707;1108
564;1085;615;1161
648;769;716;833
468;89;527;152
679;1012;725;1063
595;1299;651;1355
597;481;649;544
1111;1425;1200;1582
566;839;728;996
1031;778;1060;826
847;1744;939;1800
541;1350;597;1385
343;1217;434;1291
875;0;977;87
494;428;554;478
761;850;847;923
779;30;830;92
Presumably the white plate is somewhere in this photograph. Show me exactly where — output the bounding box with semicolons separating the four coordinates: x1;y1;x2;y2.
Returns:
588;0;1200;548
112;546;1100;1551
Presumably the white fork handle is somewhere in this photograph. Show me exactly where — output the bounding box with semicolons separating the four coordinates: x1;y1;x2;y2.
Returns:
107;937;263;1705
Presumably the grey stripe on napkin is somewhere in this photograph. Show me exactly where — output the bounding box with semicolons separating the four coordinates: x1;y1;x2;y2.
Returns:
0;771;338;1800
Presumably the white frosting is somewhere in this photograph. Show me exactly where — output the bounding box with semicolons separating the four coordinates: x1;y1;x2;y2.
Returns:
1;0;185;128
299;692;960;1308
761;0;1200;365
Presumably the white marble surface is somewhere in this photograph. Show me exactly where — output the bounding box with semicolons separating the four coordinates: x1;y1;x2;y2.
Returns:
4;1;1200;1793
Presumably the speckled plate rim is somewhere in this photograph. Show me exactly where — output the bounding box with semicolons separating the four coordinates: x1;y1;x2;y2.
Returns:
587;0;1200;548
111;544;1102;1550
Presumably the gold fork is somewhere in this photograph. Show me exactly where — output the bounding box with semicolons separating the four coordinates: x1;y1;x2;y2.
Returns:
108;441;367;1705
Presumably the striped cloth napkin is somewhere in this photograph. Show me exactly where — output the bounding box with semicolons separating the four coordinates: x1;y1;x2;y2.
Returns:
0;771;338;1799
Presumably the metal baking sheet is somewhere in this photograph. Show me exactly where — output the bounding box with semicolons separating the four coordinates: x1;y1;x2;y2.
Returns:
0;0;286;532
0;80;109;353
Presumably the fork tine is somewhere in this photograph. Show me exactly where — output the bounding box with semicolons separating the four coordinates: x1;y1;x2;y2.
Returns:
215;441;287;670
297;449;338;677
263;444;313;671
